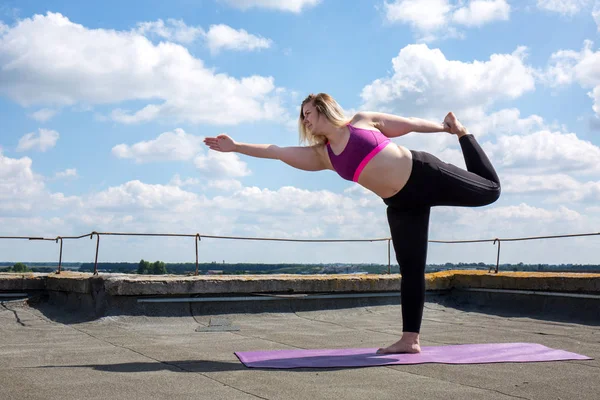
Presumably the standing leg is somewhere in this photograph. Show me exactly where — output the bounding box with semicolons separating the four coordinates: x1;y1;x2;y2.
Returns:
377;205;431;354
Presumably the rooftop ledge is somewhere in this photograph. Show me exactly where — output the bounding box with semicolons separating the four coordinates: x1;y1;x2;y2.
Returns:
1;270;600;296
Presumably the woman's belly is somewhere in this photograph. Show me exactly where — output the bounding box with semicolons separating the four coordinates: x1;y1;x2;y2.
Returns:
356;143;413;198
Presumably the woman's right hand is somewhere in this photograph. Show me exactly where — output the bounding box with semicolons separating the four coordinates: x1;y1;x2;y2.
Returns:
203;134;237;152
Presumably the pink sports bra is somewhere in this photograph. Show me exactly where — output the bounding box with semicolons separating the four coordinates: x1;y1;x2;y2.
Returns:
326;124;390;182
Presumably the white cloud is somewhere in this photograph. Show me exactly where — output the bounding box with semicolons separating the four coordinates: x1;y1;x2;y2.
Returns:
112;128;203;163
194;151;251;178
76;181;218;234
29;108;58;122
206;179;243;191
205;24;272;54
502;174;581;194
360;44;535;120
472;203;582;222
466;108;548;137
541;40;600;116
413;108;547;152
0;21;7;35
169;174;200;187
432;203;589;254
135;19;273;54
443;204;588;250
500;173;600;204
486;130;600;173
383;0;510;41
384;0;452;32
212;186;364;215
48;192;81;208
135;18;204;44
110;105;162;125
87;180;199;211
70;180;386;248
17;128;59;152
170;175;245;192
55;168;77;179
0;152;80;215
594;3;600;30
221;0;321;13
539;48;582;86
205;185;388;242
1;156;599;264
537;0;591;15
549;181;600;203
0;154;43;206
0;12;288;125
0;216;69;239
592;86;600;115
452;0;510;26
72;212;137;230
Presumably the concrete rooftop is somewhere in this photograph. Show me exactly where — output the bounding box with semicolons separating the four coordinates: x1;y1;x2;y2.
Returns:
1;286;598;400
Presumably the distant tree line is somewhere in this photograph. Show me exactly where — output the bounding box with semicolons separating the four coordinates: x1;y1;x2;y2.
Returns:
3;261;600;275
77;261;319;275
0;262;54;273
72;261;600;275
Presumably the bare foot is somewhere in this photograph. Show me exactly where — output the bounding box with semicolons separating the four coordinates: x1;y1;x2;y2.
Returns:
443;112;468;138
376;333;421;354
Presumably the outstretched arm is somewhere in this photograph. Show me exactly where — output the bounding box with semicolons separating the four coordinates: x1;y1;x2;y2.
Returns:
203;134;329;172
355;111;447;138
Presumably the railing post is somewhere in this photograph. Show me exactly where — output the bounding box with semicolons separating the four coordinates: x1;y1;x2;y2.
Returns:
55;237;63;274
195;234;201;276
90;232;100;275
490;238;501;274
387;239;391;274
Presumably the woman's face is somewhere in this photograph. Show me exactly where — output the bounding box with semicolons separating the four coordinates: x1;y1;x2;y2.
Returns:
302;102;320;133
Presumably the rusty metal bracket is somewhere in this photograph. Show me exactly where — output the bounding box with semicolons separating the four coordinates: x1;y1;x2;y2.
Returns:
90;232;100;275
55;236;63;274
195;233;202;276
387;239;391;274
490;238;501;274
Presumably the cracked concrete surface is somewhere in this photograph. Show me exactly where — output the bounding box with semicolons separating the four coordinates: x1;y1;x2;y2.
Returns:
0;299;598;400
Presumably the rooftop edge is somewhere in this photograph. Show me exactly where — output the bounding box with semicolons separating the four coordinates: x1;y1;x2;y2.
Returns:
1;270;599;295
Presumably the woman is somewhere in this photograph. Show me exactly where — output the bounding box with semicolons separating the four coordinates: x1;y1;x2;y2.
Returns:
203;93;501;354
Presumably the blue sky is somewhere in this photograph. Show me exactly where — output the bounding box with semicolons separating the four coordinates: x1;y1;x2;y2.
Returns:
1;0;600;267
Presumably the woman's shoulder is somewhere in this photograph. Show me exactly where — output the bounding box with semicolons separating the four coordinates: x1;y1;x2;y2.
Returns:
349;111;377;124
349;111;378;129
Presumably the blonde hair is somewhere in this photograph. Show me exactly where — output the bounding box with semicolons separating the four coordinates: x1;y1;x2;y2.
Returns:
298;93;349;146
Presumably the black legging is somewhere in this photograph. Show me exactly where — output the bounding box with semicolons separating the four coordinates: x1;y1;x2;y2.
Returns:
383;134;501;333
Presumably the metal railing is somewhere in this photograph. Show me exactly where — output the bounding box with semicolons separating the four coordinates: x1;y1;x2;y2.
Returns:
1;231;599;275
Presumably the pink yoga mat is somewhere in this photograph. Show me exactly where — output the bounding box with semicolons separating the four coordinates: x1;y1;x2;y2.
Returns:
235;343;592;369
